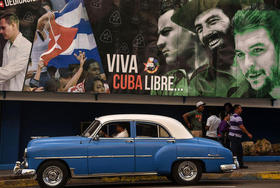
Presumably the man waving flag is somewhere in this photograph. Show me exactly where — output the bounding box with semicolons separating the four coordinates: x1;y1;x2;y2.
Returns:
40;0;102;69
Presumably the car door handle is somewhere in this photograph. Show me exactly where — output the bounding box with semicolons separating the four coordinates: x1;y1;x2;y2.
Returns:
167;140;175;143
125;140;134;143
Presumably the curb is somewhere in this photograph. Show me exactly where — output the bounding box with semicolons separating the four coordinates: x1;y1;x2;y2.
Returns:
0;172;279;188
0;179;37;188
257;171;280;180
202;171;280;180
0;176;30;181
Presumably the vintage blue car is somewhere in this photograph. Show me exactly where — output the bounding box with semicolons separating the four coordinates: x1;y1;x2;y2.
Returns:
14;114;238;188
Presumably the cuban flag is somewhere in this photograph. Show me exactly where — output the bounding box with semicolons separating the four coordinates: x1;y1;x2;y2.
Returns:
40;0;102;69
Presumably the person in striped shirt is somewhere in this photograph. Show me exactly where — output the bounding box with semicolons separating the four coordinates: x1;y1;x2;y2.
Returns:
229;104;253;169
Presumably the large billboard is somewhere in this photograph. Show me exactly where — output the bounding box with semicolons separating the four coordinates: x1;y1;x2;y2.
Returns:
1;0;280;99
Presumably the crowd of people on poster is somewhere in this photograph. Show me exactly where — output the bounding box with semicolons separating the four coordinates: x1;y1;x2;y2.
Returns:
0;0;280;99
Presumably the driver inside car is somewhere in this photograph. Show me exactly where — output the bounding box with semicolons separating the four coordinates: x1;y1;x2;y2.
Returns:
98;125;129;138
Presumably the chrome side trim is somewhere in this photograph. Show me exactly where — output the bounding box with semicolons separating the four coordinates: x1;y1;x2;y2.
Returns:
34;156;88;160
35;154;146;160
177;156;225;160
35;155;223;160
35;155;136;160
135;155;153;158
70;169;158;179
88;155;134;158
135;137;174;140
99;138;134;140
208;154;220;157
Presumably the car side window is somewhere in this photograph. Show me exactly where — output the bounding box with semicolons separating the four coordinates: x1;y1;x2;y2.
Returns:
97;122;130;138
136;122;170;138
159;126;170;138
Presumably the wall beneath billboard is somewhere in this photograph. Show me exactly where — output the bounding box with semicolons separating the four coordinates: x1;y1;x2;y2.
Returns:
0;101;21;169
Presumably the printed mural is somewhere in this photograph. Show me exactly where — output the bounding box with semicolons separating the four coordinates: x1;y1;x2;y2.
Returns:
1;0;280;98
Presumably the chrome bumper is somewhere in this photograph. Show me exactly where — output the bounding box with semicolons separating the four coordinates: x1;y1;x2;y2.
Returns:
13;161;36;177
220;164;237;172
220;156;239;172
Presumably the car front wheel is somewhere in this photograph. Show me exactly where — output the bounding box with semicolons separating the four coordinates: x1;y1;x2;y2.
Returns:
37;161;69;188
172;160;202;185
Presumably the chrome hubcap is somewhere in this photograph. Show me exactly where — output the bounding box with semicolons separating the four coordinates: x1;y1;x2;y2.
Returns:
42;166;63;186
178;161;198;181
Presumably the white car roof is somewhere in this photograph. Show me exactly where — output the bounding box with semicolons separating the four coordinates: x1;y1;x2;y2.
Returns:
95;114;193;139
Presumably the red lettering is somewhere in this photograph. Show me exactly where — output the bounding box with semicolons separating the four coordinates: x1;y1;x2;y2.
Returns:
120;74;127;90
113;74;120;89
135;75;142;90
113;74;143;90
128;75;135;90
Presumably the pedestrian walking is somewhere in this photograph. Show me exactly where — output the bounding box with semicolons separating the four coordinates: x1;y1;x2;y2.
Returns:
224;102;233;114
205;112;221;141
182;101;205;137
229;104;253;169
218;112;230;148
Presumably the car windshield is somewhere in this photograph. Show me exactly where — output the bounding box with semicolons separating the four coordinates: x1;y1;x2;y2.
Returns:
81;120;100;137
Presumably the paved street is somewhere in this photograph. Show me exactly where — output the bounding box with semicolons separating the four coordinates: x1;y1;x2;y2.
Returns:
23;180;280;188
1;162;279;187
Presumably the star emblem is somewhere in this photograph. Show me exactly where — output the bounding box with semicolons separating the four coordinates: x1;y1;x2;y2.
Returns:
54;34;62;50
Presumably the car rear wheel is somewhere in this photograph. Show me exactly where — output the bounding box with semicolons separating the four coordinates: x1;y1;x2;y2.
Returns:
172;160;202;185
37;161;69;188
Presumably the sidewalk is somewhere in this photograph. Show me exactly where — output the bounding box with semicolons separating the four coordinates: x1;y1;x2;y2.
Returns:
0;170;14;180
202;162;280;180
0;162;279;188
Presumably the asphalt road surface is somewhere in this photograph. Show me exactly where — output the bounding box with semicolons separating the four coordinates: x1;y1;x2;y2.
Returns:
28;180;280;188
